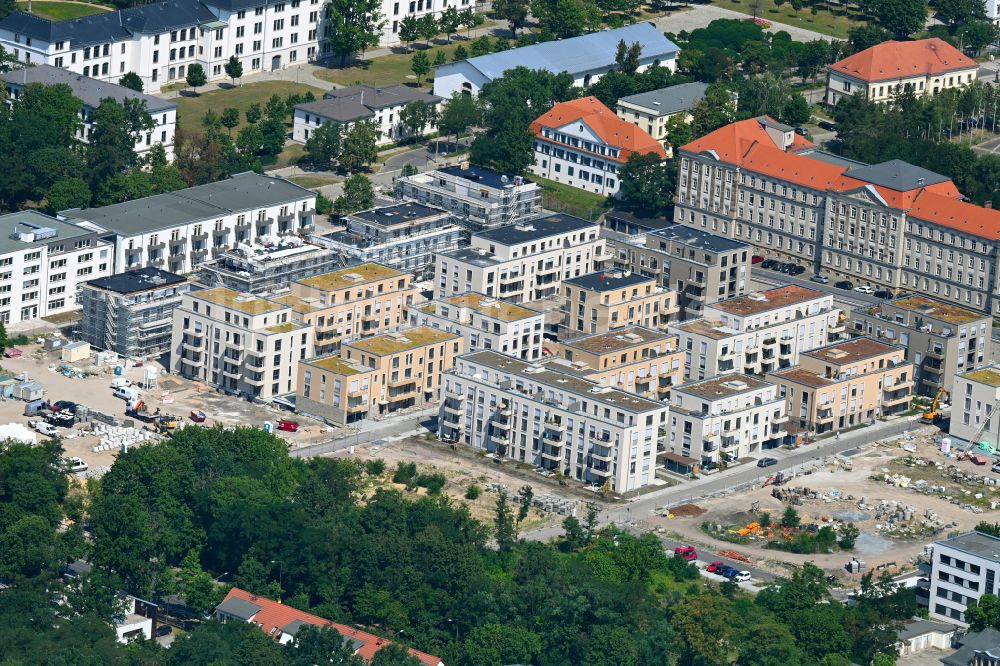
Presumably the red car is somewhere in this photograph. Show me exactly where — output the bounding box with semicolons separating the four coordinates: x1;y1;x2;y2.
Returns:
706;561;724;573
751;255;765;264
674;545;697;561
277;420;300;432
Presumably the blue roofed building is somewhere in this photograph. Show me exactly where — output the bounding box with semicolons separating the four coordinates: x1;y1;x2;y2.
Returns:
432;23;680;98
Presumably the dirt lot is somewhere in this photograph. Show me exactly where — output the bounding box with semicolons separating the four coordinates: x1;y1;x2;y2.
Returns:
653;430;1000;578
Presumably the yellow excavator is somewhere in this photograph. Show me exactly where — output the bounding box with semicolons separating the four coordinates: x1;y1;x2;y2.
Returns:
922;387;949;424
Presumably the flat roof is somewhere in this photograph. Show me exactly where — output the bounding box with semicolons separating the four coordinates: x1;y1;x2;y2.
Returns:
673;318;731;340
475;213;595;246
265;322;305;334
304;355;365;375
192;287;284;315
562;326;672;354
85;267;186;294
296;262;405;292
768;367;837;389
0;210;98;255
802;337;902;366
440;246;500;267
962;366;1000;388
437;164;531;190
443;292;540;322
676;374;774;401
845;159;950;192
2;64;175;112
710;284;826;317
565;270;655;293
272;293;324;314
649;223;751;253
350;202;448;226
938;530;1000;562
889;295;986;325
617;81;708;116
346;326;459;356
460;349;664;413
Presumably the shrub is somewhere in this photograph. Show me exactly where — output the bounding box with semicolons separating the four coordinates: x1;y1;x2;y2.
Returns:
365;459;386;477
416;473;447;495
316;193;333;215
465;484;481;500
392;461;417;485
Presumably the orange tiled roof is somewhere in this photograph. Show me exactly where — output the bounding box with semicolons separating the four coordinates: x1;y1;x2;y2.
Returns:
531;96;666;163
830;38;976;83
910;189;1000;240
219;588;444;666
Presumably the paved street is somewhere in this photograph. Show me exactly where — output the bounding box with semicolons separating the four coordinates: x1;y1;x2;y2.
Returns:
652;4;832;42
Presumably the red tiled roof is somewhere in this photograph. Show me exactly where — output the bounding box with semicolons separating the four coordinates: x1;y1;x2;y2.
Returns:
830;38;976;83
909;190;1000;240
220;588;444;666
531;96;666;163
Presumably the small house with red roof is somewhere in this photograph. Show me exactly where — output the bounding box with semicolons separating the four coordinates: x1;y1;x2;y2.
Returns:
530;96;666;197
214;587;445;666
826;38;978;105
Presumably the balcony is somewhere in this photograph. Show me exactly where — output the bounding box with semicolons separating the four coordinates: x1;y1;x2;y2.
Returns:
235;222;251;233
536;264;559;278
544;417;566;431
591;466;612;477
828;321;846;334
772;414;789;424
244;374;265;386
442;402;464;416
926;348;944;360
490;433;509;446
721;435;737;449
883;388;910;404
590;432;612;445
816;408;834;422
542;432;563;445
388;376;416;388
541;444;563;461
500;272;523;284
591;445;613;462
181;339;202;353
361;311;378;322
347;401;368;413
594;247;615;262
222;366;241;379
191;232;208;243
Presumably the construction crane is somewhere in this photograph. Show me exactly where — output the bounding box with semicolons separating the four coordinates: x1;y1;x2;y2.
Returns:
960;399;1000;458
922;387;949;424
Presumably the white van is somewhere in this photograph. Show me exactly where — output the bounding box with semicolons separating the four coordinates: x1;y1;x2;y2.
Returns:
112;386;139;401
33;421;58;436
110;378;130;389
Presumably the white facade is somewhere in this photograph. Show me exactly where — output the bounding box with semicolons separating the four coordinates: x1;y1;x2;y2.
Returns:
670;285;842;381
669;373;787;466
951;366;1000;448
990;0;1000;24
531;118;627;197
438;350;668;492
407;292;545;361
928;531;1000;625
292;85;442;146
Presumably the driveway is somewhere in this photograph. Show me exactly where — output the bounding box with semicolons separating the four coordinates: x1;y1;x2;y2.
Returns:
653;4;832;42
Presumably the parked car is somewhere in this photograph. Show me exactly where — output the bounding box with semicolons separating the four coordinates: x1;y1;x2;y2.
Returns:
674;545;697;561
706;561;725;573
33;421;58;437
51;400;77;413
834;280;854;290
757;457;778;468
779;262;794;273
155;625;173;637
277;419;300;433
795;126;809;136
761;259;779;270
810;274;829;284
854;285;874;294
722;567;741;579
751;255;764;264
717;565;737;577
733;571;752;582
63;456;87;473
874;290;894;300
818;120;837;131
787;265;806;276
190;409;206;423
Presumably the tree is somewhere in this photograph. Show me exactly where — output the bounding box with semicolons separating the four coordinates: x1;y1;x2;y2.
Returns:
186;63;207;93
535;0;601;39
305;122;342;167
691;82;737;136
453;44;468;61
334;173;375;213
783;93;811;126
399;15;420;50
87;98;155;191
288;626;365;666
937;0;986;33
220;107;240;136
224;55;244;86
470;35;493;56
493;0;530;34
434;49;447;67
781;505;801;528
410;50;431;85
516;485;533;523
463;623;542;666
370;643;422;666
45;177;91;214
438;92;480;148
118;72;143;92
418;13;439;46
323;0;385;66
460;8;483;36
616;152;674;218
264;93;287;122
245;102;263;125
439;6;461;42
871;0;928;39
399;100;431;138
259;116;287;156
0;514;63;579
848;25;892;53
615;39;642;76
340;120;379;172
966;593;1000;631
838;523;860;550
961;20;999;55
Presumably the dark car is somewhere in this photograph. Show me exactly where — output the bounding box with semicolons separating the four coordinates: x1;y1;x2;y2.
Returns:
156;625;173;637
757;457;778;468
818;120;837;131
874;290;894;300
722;567;741;579
751;255;764;264
51;400;77;413
834;280;854;290
761;259;778;270
779;263;794;273
787;265;806;276
795;127;809;136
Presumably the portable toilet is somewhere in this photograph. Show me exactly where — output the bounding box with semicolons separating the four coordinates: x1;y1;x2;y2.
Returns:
61;341;90;364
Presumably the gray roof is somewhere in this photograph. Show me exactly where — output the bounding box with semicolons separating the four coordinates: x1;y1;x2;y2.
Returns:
2;65;175;112
0;210;98;256
85;267;186;294
475;213;596;245
351;202;447;226
801;149;869;169
438;164;530;190
62;172;313;237
447;23;678;82
565;270;653;292
441;247;500;267
617;82;708;116
215;597;262;621
650;224;751;253
937;530;1000;562
897;618;955;642
942;628;1000;666
846;159;951;192
296;85;442;123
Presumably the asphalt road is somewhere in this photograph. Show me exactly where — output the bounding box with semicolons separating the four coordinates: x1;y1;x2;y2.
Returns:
751;264;882;310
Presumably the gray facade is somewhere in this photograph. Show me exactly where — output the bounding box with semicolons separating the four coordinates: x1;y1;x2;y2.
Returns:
197;241;345;295
80;268;189;359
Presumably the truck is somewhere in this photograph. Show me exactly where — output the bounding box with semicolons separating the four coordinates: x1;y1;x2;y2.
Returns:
125;399;157;423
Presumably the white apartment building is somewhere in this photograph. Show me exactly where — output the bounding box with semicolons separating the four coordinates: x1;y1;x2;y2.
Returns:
438;350;668;492
928;531;1000;625
670;285;842;381
61;172;316;275
408;292;544;361
990;0;1000;25
0;211;113;327
434;213;609;304
293;85;442;146
669;373;787;468
615;81;708;156
170;286;313;401
951;366;1000;448
2;64;177;160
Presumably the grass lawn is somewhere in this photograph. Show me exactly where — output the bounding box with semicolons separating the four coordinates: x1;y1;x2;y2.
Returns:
534;175;610;221
172;80;324;131
315;41;467;89
17;0;109;20
289;174;341;188
710;0;863;38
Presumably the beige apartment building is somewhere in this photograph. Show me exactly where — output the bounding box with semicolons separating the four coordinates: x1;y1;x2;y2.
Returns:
851;295;992;397
434;213;609;304
274;263;417;355
170;287;313;402
674;115;1000;316
951;366;1000;448
768;337;913;435
551;326;684;401
296;326;462;424
562;270;678;335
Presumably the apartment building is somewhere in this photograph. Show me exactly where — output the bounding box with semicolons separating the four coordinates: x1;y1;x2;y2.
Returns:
851;295;991;397
293;85;442;146
197;238;343;295
675;115;1000;316
297;326;461;424
928;531;1000;625
438;350;668;491
671;285;842;381
561;269;677;335
395;164;541;234
530;96;665;197
62;172;316;275
311;202;460;277
407;292;544;361
606;222;752;319
2;64;176;160
80;267;190;359
767;337;913;435
274;262;416;355
0;211;112;327
552;326;684;401
826;38;977;105
434;213;608;303
950;366;1000;448
669;373;787;468
170;287;313;401
615;81;707;156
